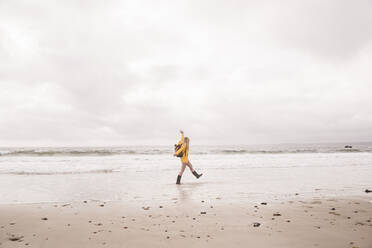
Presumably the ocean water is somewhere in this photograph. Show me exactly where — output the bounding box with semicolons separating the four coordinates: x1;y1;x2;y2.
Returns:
0;143;371;204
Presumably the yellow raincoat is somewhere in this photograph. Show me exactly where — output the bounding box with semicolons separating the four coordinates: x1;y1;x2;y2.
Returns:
175;133;189;163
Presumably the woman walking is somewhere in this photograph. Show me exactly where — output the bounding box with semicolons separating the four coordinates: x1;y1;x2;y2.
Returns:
173;130;202;184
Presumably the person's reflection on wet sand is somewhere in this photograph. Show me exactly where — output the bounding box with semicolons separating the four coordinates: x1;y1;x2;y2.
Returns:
176;182;204;201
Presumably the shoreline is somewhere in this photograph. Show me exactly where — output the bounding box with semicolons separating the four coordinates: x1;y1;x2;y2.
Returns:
1;195;371;248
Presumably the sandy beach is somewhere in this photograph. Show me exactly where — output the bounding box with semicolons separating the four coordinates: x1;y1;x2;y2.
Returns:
1;193;371;248
1;146;372;247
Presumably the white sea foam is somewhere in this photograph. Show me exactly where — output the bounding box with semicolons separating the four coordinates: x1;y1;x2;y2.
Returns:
0;143;371;204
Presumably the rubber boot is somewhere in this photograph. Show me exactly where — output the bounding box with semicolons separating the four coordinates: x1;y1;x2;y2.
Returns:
176;175;182;184
192;171;203;179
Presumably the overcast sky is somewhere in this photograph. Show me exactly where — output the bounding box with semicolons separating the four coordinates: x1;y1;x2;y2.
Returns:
0;0;371;146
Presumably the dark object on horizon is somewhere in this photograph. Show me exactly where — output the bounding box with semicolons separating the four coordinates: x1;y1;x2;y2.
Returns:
365;189;372;193
344;145;352;149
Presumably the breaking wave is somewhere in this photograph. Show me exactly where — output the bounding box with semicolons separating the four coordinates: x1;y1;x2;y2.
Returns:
0;169;117;175
214;148;364;154
0;145;370;157
0;148;167;157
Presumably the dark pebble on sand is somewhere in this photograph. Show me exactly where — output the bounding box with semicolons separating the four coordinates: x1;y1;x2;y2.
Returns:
41;218;48;220
83;201;87;203
166;236;170;239
159;206;163;208
365;189;372;193
253;222;261;227
201;212;207;214
330;208;336;210
273;213;281;216
123;226;128;229
100;204;104;207
261;202;267;205
8;235;24;242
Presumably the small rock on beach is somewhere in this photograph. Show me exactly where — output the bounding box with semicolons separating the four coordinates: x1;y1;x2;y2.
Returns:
253;222;261;227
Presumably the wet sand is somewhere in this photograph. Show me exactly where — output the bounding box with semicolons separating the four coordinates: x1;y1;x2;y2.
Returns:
1;195;371;248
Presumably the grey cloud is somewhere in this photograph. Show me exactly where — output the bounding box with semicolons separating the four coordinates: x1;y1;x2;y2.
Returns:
0;0;371;145
269;0;372;59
